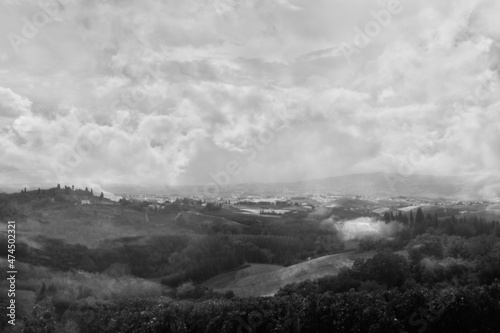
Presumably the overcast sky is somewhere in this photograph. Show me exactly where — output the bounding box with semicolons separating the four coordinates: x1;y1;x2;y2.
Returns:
1;0;499;189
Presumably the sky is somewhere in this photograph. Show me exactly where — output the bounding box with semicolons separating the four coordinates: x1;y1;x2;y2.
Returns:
0;0;499;189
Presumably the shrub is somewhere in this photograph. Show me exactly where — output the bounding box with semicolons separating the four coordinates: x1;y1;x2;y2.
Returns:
23;298;57;333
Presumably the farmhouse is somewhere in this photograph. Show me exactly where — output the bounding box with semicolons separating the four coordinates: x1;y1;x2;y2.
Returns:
81;200;91;205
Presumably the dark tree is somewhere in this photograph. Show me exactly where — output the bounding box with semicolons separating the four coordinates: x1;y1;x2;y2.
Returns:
413;208;426;234
353;252;409;288
416;208;424;225
384;212;390;223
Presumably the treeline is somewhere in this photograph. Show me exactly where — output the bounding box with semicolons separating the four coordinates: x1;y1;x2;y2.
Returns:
280;233;500;298
24;282;500;333
360;209;500;253
0;185;106;218
118;198;223;213
160;234;322;286
20;232;335;287
384;208;500;237
277;252;410;297
24;235;190;278
408;233;500;285
119;198;202;213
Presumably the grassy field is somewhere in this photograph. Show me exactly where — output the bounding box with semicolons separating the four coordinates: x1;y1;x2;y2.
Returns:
486;204;500;210
175;211;247;232
201;263;284;289
463;209;500;222
0;258;163;301
203;252;377;297
8;204;190;248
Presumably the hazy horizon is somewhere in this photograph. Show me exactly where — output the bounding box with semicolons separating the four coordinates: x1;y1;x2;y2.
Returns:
1;171;495;188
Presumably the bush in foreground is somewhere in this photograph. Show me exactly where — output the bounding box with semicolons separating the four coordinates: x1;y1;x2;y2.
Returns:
24;282;500;333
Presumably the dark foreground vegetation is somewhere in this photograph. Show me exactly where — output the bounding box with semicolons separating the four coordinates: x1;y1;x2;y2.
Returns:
23;282;500;333
15;241;500;332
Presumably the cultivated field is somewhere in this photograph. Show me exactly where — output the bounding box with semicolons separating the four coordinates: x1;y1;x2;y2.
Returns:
204;252;376;297
7;204;189;248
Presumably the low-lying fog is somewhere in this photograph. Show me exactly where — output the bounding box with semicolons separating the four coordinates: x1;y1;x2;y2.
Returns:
321;217;404;241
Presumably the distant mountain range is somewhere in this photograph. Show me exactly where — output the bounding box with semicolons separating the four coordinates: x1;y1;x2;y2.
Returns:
227;172;500;200
287;173;500;200
101;173;500;201
3;173;499;200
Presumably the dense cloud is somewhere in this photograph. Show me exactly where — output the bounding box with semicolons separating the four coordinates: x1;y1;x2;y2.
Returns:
0;0;499;188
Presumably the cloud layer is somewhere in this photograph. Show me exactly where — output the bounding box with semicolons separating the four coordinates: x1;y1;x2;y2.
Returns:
1;0;499;188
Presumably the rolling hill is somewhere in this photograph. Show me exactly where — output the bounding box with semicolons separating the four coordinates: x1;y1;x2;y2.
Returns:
175;211;247;232
203;252;376;297
201;263;284;290
1;203;190;248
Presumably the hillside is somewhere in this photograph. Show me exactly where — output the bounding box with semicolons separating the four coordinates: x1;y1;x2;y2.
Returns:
175;211;247;233
204;252;376;297
201;263;283;289
0;202;189;248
